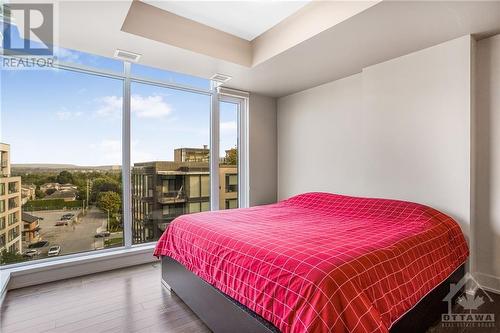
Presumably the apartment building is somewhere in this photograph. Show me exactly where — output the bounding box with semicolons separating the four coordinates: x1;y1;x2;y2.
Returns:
0;143;22;254
131;147;238;243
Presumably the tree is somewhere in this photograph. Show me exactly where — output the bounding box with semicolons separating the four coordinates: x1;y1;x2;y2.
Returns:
224;147;238;165
0;249;26;265
90;177;121;203
77;186;87;202
56;170;74;184
97;191;121;215
35;188;46;199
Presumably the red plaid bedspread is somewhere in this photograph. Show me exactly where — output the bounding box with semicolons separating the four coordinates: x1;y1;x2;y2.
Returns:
154;192;469;333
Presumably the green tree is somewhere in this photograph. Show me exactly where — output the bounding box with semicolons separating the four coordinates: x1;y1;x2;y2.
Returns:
224;147;238;165
35;188;46;199
97;191;121;215
56;170;74;184
77;186;88;202
0;249;26;265
91;177;121;203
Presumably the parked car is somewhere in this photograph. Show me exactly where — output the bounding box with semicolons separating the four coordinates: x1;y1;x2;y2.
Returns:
24;249;39;258
60;213;74;221
48;246;61;257
55;221;68;226
94;231;110;238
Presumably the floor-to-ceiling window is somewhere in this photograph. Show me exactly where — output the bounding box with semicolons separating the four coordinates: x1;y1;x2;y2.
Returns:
130;78;211;245
1;60;124;264
1;36;247;266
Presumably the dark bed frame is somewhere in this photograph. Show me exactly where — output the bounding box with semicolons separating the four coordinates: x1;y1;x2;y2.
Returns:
161;256;465;333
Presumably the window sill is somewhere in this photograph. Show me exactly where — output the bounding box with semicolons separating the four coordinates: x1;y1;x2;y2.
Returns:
0;243;158;306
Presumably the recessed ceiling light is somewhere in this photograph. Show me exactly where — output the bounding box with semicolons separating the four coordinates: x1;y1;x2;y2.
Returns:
210;73;232;85
114;49;141;62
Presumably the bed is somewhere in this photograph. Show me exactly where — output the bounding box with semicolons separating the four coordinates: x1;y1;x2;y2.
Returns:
154;192;469;333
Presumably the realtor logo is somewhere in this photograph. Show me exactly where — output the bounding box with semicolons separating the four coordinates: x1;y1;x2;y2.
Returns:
442;273;496;328
1;2;53;55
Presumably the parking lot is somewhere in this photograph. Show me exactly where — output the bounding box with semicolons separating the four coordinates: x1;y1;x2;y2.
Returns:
28;207;109;257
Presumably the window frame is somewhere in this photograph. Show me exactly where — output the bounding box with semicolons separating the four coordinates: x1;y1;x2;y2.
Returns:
1;58;249;270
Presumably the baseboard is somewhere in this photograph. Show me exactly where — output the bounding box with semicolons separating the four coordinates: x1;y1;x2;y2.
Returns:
4;245;158;290
475;272;500;295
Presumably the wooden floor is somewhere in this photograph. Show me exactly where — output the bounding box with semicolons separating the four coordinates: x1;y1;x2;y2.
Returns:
0;263;209;333
1;263;499;333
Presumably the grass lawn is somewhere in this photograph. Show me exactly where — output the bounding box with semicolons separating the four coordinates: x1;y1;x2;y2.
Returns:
104;237;123;248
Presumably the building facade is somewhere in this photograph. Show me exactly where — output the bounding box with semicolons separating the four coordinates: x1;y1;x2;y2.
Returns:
0;143;22;254
131;147;238;244
22;212;41;244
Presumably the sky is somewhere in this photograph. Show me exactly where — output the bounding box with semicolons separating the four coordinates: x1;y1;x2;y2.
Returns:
1;24;238;166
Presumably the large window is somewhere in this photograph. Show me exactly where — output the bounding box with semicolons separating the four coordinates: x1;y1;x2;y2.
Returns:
1;63;124;265
130;81;211;244
1;41;247;267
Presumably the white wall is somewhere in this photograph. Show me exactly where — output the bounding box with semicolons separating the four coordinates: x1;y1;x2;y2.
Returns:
249;93;277;206
278;35;473;234
475;34;500;292
278;74;366;196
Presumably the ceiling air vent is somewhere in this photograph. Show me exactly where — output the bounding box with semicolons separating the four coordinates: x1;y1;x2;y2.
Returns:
114;49;141;62
210;73;232;85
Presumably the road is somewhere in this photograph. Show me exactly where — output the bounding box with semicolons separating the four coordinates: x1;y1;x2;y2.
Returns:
33;207;107;256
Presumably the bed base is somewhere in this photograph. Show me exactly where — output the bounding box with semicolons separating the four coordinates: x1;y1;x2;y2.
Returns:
161;256;465;333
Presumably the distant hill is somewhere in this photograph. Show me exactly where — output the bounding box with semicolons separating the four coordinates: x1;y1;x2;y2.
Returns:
12;164;121;172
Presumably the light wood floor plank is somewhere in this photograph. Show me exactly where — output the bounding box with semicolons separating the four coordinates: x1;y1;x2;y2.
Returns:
2;262;499;333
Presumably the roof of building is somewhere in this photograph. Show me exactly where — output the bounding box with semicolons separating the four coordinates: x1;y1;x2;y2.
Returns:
46;190;77;200
22;212;39;223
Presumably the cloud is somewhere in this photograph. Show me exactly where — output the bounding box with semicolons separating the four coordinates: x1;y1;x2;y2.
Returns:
132;95;172;118
95;95;122;118
95;95;172;119
54;47;80;63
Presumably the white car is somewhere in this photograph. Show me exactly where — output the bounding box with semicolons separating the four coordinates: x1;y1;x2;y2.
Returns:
48;245;61;257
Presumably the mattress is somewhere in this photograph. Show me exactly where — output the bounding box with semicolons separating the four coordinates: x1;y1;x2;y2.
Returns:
154;192;469;333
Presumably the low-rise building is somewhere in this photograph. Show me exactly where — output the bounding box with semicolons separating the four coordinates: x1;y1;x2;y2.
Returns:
22;212;41;244
45;189;77;201
21;184;36;205
40;182;60;193
0;143;22;254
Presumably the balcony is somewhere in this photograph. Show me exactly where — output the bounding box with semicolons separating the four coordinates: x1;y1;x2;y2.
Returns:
157;190;186;204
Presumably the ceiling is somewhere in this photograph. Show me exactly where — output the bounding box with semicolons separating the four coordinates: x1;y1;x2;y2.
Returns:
143;1;310;41
10;1;500;98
